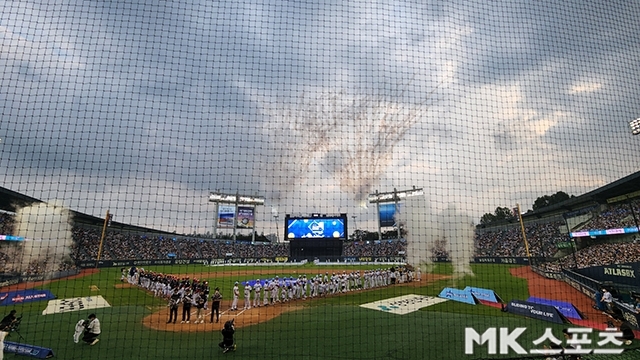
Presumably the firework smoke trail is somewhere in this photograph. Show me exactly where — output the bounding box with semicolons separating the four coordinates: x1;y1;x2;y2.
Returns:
399;196;475;277
12;201;73;274
264;89;434;202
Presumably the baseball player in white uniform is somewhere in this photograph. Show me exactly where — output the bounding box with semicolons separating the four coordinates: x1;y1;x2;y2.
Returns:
231;282;239;310
253;280;262;308
243;283;252;310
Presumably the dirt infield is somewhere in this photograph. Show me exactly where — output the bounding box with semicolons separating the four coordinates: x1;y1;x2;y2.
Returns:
142;272;449;332
143;300;301;332
509;266;610;325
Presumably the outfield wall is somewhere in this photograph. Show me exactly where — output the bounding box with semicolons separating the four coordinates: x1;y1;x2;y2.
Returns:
0;269;79;288
76;256;548;269
76;256;409;268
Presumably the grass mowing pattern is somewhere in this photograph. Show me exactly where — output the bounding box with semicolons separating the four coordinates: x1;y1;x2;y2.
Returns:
3;264;637;359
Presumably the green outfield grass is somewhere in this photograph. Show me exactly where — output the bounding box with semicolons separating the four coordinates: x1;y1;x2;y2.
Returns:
2;264;636;360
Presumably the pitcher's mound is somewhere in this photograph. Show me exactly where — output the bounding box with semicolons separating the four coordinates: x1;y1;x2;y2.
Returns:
143;301;300;332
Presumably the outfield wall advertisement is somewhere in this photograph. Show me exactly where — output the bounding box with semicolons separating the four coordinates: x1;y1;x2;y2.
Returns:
76;256;552;268
433;256;544;265
77;256;411;268
0;270;79;288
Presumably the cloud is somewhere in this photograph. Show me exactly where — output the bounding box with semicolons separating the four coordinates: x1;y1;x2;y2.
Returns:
1;0;640;234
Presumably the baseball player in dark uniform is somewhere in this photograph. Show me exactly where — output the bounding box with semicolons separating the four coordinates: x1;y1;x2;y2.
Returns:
181;289;193;323
210;287;222;323
167;289;180;324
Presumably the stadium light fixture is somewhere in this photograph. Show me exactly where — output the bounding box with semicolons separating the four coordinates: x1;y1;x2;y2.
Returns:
367;187;424;204
630;118;640;136
209;192;265;205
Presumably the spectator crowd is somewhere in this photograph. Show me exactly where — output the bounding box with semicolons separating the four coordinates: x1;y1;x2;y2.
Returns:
1;197;640;276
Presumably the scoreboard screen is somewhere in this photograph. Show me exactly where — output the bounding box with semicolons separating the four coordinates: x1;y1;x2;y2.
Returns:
285;215;347;240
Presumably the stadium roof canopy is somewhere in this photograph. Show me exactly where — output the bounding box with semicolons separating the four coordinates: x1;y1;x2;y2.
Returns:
0;186;168;235
522;170;640;219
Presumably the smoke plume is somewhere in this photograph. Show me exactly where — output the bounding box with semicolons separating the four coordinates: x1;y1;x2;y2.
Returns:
398;195;474;277
12;201;74;274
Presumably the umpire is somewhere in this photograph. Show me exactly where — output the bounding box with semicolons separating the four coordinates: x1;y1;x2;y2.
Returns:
210;287;222;323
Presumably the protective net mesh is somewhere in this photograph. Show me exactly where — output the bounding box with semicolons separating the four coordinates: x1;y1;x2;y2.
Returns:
1;1;640;359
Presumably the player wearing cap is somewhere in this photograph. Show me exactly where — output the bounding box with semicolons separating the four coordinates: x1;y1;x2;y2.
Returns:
243;283;252;310
231;282;239;311
253;280;262;308
181;288;193;323
210;287;222;323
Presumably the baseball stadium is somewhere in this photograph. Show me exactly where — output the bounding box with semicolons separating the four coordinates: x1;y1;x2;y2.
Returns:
1;1;640;359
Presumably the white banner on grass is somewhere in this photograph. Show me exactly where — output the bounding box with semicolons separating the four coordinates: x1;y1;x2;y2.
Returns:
42;295;111;315
360;294;447;315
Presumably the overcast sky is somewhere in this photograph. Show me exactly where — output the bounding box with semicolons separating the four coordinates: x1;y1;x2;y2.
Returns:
1;0;639;236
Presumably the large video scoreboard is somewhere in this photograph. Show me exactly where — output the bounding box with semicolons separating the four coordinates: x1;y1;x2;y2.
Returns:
285;214;347;259
285;214;347;239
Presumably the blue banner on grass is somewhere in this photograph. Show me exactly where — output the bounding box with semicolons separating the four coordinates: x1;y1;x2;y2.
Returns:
0;289;55;306
506;300;567;324
438;287;476;305
4;341;54;359
526;296;583;320
464;286;502;303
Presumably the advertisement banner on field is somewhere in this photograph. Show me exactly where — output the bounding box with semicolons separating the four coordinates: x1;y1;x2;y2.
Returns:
4;341;54;359
217;205;235;229
526;296;583;320
438;287;476;305
505;299;567;324
464;286;501;303
42;295;111;315
360;294;448;315
236;206;254;229
0;289;55;306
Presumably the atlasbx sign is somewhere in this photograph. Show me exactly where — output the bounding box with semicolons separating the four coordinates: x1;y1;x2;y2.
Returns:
575;262;640;287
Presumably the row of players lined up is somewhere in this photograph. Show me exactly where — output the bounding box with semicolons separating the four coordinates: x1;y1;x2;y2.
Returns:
228;268;421;310
123;267;421;322
122;267;218;323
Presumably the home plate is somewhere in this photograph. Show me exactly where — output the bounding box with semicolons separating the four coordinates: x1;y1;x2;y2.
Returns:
360;294;448;315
